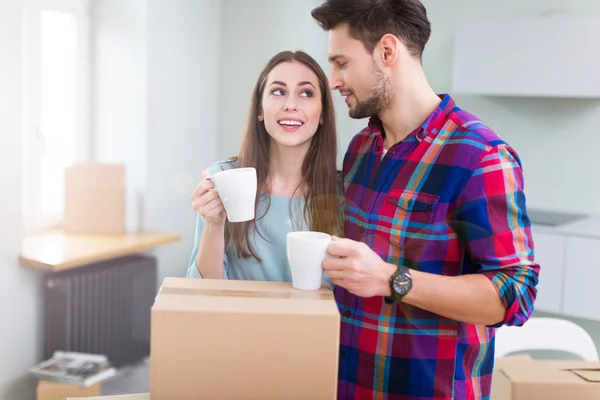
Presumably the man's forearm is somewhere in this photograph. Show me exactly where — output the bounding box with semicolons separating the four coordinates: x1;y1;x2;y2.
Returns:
380;263;506;326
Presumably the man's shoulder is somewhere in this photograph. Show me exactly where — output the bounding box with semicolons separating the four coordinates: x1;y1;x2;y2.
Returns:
446;106;507;151
436;105;522;167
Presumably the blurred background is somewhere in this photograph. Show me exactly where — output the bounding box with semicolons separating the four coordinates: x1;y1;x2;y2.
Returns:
2;0;600;398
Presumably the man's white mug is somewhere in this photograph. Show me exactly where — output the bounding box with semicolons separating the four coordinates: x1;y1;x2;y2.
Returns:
286;231;331;291
204;167;257;223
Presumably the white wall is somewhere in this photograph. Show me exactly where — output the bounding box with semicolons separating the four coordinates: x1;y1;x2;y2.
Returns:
92;0;221;281
217;0;366;167
0;1;42;399
92;0;148;232
422;0;600;215
145;0;221;281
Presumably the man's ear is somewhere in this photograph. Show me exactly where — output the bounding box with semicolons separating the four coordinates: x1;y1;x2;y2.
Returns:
378;33;400;67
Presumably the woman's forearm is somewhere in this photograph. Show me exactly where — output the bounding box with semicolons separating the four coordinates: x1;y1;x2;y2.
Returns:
195;221;226;279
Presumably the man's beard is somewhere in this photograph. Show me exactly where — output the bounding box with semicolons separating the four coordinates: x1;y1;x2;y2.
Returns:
349;61;393;119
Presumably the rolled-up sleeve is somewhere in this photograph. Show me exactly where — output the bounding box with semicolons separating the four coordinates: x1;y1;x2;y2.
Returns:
452;144;540;327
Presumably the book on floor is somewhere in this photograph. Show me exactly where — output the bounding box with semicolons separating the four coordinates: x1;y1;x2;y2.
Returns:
29;351;116;387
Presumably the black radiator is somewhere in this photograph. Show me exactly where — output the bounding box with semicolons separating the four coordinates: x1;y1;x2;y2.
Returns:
43;254;157;367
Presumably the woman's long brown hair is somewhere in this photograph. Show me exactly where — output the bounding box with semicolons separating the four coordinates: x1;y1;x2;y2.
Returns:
226;50;342;261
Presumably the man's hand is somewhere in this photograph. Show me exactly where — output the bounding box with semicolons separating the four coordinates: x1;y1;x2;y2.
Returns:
323;237;397;298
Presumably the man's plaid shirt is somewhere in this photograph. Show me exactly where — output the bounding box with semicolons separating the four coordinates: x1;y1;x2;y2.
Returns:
336;94;540;400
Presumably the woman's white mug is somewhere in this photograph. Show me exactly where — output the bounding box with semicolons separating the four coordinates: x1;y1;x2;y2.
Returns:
203;167;257;223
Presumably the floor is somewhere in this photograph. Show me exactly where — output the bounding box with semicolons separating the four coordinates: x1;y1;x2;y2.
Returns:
101;358;150;396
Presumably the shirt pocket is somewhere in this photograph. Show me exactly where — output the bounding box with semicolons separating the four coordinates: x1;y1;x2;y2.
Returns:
384;190;440;258
386;189;439;215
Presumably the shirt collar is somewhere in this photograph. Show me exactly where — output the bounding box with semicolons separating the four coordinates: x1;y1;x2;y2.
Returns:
367;94;456;142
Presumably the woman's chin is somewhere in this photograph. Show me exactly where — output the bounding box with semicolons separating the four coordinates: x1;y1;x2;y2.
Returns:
270;136;313;150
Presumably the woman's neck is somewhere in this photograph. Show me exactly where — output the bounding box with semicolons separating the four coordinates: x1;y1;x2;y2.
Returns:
267;141;309;198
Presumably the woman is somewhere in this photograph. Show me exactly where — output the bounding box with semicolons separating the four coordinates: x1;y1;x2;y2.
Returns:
186;50;342;281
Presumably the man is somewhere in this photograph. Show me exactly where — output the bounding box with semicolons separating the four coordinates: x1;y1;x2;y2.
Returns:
312;1;540;399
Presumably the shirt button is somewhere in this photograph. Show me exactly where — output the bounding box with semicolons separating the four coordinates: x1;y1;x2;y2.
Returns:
359;226;365;233
344;310;352;318
375;146;381;151
340;350;345;358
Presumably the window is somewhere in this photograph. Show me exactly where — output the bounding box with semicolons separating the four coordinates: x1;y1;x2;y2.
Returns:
23;0;91;234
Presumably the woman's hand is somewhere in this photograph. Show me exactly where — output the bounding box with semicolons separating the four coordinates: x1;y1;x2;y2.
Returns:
190;170;226;225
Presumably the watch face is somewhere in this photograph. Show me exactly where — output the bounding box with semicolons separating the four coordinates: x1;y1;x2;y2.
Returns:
393;269;412;296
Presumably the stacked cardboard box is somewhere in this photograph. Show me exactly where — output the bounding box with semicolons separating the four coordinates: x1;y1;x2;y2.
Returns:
63;163;126;234
150;278;340;399
491;354;600;399
37;380;100;400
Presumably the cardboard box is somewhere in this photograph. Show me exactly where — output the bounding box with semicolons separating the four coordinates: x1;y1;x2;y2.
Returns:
65;394;148;400
64;163;125;234
37;380;100;400
150;277;340;400
491;355;600;399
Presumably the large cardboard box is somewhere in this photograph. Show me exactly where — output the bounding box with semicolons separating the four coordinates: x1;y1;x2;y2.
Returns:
37;380;100;400
492;355;600;399
64;163;125;234
151;277;341;400
65;394;148;400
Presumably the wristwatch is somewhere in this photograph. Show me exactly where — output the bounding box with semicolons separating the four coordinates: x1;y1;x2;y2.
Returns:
386;265;412;303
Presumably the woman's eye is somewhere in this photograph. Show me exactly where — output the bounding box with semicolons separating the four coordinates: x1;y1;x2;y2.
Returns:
300;90;314;98
271;89;284;96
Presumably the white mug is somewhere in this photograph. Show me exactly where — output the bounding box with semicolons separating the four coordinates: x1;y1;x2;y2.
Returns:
204;167;257;223
286;231;331;291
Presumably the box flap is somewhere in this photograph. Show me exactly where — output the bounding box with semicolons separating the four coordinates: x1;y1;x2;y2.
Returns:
544;360;600;370
544;360;600;383
159;285;333;299
153;277;339;316
160;277;333;299
569;369;600;383
496;355;580;384
495;355;541;382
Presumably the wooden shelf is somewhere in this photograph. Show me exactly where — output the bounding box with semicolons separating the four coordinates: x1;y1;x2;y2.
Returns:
20;229;181;272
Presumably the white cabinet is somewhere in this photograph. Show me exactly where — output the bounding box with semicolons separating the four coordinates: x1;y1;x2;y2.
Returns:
531;229;565;314
452;16;600;98
563;237;600;320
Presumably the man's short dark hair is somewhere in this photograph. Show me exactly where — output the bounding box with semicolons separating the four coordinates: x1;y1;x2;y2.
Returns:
311;0;431;59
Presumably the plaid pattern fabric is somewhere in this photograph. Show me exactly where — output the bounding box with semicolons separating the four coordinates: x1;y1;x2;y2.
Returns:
337;94;540;400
